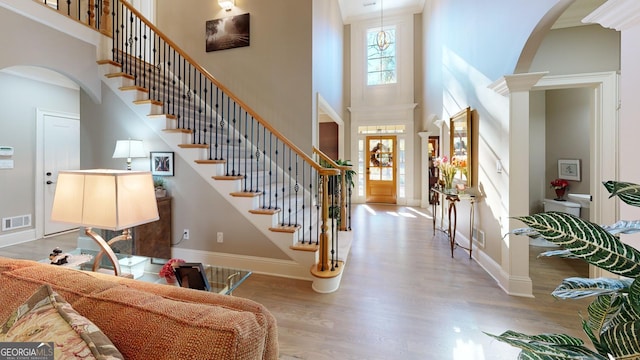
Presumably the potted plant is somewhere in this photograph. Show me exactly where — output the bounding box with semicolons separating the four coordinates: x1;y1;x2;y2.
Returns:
550;178;569;200
487;180;640;359
153;176;166;198
321;159;356;225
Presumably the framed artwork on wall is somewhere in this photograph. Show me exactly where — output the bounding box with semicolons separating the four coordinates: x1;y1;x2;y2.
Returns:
150;151;174;176
558;159;580;181
206;13;250;52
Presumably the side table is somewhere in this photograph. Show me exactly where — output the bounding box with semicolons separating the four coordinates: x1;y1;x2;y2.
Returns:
430;187;476;258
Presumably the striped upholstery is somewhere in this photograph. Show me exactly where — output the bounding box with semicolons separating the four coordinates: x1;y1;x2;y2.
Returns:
0;257;278;360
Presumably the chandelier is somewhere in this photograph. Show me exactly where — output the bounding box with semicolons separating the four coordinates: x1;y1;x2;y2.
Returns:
375;0;390;51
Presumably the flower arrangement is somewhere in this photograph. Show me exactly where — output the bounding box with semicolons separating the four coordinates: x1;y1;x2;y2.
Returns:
451;156;468;178
550;178;569;189
434;156;457;189
550;178;569;200
159;258;185;282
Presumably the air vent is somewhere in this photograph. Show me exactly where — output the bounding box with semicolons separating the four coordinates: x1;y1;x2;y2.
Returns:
2;214;32;231
363;1;376;6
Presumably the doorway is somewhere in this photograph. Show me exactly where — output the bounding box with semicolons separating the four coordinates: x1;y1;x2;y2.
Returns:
366;135;396;203
36;110;80;237
530;71;618;280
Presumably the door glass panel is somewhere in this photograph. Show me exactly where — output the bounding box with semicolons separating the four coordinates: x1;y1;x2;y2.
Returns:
369;167;380;180
381;167;393;180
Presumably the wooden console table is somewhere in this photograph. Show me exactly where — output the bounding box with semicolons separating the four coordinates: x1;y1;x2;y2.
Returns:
430;188;476;259
134;196;172;259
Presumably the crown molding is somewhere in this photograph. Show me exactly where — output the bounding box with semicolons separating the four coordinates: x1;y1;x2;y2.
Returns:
582;0;640;31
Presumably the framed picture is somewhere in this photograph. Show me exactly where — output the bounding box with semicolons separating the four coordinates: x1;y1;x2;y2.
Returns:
558;159;580;181
150;151;174;176
206;13;250;52
175;263;211;291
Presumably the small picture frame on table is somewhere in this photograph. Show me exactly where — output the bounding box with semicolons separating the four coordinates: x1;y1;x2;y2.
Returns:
174;262;211;291
558;159;580;181
150;151;174;176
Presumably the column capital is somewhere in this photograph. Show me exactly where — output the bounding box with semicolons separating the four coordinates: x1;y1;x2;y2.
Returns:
488;72;548;96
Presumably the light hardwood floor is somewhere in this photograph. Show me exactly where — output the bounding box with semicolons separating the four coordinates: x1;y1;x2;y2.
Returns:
0;204;590;360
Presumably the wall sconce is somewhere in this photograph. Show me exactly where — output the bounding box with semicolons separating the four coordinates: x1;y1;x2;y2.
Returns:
218;0;235;11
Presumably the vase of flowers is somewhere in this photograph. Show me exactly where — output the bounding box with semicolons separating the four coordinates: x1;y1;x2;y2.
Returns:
451;156;468;180
435;156;456;191
159;258;185;284
550;178;569;201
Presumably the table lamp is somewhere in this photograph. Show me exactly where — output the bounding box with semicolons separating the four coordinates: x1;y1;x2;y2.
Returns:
51;169;159;276
112;139;146;170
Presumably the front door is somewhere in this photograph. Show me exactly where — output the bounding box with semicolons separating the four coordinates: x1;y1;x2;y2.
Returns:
366;136;396;203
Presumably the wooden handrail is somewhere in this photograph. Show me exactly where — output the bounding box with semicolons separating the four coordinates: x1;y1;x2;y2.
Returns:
313;147;350;171
118;1;327;173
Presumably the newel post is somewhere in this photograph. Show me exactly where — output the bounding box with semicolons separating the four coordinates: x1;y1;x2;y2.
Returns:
317;172;331;272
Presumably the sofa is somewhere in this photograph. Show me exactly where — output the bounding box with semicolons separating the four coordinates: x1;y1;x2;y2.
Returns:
0;257;278;359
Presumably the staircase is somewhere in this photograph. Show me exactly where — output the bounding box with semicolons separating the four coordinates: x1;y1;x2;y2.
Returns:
20;0;352;292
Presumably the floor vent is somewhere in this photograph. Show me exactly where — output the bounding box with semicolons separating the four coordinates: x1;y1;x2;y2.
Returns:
2;214;32;231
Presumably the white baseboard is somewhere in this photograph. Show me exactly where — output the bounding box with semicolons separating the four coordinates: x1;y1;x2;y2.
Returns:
0;229;36;248
473;247;534;298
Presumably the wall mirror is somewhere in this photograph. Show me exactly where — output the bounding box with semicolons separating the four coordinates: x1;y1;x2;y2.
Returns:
450;107;472;187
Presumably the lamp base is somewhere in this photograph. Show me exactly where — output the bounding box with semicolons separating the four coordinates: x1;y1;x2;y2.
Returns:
85;227;132;276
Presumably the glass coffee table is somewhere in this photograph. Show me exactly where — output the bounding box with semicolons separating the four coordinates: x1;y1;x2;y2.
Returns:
44;248;252;295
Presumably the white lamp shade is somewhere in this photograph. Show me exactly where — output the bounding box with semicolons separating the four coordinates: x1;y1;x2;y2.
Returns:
51;169;159;230
112;139;146;159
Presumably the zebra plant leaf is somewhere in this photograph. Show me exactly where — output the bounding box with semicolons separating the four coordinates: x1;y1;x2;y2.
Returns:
629;278;640;316
512;227;541;237
551;277;632;300
584;294;624;339
515;212;640;278
602;220;640;235
600;320;640;358
485;331;607;359
602;181;640;207
538;249;581;259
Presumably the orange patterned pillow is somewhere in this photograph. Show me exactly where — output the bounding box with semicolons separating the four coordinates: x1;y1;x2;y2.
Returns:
0;284;123;359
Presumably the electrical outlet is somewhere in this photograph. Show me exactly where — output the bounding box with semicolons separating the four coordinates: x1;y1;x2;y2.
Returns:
217;232;223;243
183;229;189;240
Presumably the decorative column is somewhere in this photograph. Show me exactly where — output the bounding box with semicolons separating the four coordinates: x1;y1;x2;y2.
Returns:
488;72;546;297
418;131;432;208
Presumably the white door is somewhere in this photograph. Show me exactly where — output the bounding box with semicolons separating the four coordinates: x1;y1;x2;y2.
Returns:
43;114;80;236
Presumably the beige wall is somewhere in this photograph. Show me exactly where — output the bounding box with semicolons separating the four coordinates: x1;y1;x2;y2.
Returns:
544;88;591;203
156;0;314;152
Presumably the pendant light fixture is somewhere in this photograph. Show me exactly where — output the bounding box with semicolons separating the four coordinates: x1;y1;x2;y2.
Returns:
376;0;390;51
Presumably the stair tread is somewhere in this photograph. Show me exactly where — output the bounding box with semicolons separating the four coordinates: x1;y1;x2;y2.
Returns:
178;143;209;149
269;225;301;233
230;191;262;197
195;159;226;164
